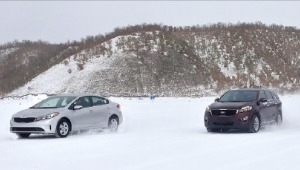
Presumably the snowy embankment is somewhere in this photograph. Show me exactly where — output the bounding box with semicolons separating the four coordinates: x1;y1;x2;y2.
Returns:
1;95;300;170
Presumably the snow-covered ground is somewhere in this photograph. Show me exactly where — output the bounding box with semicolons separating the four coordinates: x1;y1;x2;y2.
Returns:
1;95;300;170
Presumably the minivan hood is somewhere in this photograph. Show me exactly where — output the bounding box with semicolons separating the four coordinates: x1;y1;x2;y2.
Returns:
209;102;253;110
13;108;65;118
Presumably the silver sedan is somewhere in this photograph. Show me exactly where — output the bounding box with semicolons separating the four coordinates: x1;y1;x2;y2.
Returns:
10;94;123;138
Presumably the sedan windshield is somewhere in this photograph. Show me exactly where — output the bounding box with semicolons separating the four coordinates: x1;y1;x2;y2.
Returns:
31;96;76;109
219;90;258;102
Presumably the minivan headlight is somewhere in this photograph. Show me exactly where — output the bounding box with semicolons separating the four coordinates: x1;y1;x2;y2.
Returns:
238;106;252;113
206;106;211;113
35;112;59;121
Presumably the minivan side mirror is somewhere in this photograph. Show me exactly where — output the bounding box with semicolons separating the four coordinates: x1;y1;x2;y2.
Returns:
215;98;220;102
258;98;268;103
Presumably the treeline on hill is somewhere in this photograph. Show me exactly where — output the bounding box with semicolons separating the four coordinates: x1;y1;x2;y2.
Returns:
0;22;300;96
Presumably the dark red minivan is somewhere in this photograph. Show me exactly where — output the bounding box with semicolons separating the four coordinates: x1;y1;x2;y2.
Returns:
204;88;282;133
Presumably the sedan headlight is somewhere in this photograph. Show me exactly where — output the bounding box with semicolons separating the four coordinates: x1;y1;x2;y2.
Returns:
238;106;252;113
35;112;59;121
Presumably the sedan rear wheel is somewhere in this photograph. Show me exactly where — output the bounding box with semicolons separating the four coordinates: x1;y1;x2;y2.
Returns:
249;115;260;133
55;119;70;138
108;117;119;132
16;133;30;138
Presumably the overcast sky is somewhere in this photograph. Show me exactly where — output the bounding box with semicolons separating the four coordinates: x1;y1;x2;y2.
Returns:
1;1;300;44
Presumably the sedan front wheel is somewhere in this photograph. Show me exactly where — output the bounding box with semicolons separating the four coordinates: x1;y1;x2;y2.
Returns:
55;119;70;138
16;133;31;138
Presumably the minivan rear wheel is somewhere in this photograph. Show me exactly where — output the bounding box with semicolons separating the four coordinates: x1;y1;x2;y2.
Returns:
275;113;283;126
249;115;260;133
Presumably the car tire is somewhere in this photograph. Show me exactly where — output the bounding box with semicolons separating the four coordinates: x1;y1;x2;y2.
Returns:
108;116;119;132
249;115;260;133
275;113;283;126
221;128;230;132
16;133;30;138
207;128;221;132
206;128;213;132
55;119;70;138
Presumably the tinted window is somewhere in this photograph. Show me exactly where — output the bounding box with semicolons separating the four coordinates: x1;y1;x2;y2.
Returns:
219;90;258;102
91;96;108;106
258;91;266;100
265;90;273;100
74;97;91;108
270;90;280;100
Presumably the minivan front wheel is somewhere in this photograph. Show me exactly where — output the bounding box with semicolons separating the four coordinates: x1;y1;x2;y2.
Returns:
207;128;221;132
55;119;70;138
249;115;260;133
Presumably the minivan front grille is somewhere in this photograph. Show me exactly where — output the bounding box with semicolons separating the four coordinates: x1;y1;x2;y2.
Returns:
211;109;237;116
213;122;234;126
14;117;36;123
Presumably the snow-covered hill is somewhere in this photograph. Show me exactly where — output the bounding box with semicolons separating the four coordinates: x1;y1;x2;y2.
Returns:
10;51;121;95
1;94;300;170
3;23;300;96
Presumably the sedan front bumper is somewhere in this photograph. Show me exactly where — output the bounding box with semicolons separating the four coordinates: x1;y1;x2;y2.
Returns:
10;117;59;134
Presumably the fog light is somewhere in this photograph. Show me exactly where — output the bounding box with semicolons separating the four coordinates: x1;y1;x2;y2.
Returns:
241;116;249;122
204;116;208;122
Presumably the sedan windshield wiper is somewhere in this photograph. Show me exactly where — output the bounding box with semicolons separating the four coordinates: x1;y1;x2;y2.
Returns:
30;107;58;109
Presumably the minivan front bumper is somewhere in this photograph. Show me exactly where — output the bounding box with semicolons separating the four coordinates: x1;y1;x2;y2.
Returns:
204;110;254;130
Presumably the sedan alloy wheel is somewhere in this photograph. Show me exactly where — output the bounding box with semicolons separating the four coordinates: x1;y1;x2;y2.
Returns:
108;117;119;132
55;119;70;138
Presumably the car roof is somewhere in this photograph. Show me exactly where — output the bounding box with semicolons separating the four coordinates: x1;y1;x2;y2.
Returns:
230;88;270;91
51;93;103;98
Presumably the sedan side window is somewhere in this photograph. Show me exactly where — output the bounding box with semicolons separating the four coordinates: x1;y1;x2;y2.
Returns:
74;97;91;108
91;96;109;106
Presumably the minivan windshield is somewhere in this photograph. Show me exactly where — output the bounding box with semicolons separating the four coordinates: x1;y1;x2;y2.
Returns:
219;90;258;102
31;96;76;109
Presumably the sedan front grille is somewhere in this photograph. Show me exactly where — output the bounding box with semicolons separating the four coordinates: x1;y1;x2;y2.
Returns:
14;117;36;123
11;127;44;132
211;109;237;116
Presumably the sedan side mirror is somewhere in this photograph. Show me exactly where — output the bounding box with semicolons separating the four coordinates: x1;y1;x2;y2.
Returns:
215;98;220;102
74;105;83;110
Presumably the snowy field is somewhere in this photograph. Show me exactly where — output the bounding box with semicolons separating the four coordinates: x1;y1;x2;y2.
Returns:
1;95;300;170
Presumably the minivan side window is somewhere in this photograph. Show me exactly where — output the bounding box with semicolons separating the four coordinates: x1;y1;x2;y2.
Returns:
264;90;273;100
258;91;266;100
270;91;280;100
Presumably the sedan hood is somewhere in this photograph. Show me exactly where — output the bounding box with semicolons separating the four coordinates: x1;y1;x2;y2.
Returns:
13;108;65;118
209;102;253;110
